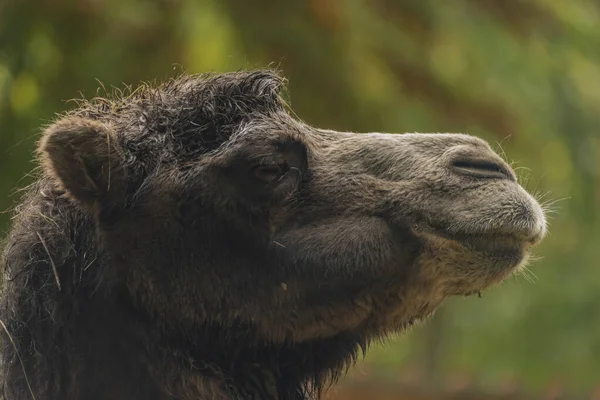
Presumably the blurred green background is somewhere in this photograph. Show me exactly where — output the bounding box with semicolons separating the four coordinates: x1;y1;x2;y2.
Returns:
1;0;598;398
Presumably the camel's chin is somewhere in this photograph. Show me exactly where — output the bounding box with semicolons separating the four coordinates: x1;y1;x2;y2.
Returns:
457;248;532;296
464;236;532;283
415;228;534;296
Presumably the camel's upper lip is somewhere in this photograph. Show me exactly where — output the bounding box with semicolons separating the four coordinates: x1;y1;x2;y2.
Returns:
487;223;545;246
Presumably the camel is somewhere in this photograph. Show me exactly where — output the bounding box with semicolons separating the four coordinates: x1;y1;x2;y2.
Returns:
0;70;546;399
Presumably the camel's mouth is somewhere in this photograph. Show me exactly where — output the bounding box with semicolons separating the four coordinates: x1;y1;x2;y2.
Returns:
447;222;544;265
424;199;546;258
414;215;545;292
427;218;544;248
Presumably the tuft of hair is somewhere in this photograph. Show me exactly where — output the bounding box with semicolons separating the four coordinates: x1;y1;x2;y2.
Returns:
37;69;288;208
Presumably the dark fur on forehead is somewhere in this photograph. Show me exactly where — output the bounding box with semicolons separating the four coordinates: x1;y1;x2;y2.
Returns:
71;69;288;158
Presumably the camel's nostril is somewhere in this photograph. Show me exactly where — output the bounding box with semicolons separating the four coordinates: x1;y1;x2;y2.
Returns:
451;158;515;181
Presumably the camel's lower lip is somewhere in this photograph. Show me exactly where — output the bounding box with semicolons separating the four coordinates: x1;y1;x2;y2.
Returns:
457;233;525;250
451;232;530;267
413;227;530;271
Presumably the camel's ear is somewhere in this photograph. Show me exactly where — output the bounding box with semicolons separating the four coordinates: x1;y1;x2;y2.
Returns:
39;117;125;207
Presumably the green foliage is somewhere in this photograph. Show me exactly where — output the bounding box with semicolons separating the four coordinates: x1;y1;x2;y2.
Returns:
1;0;598;394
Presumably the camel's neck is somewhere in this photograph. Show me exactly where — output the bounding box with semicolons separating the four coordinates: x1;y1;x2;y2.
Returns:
140;321;371;400
60;299;313;399
150;326;316;399
152;357;288;399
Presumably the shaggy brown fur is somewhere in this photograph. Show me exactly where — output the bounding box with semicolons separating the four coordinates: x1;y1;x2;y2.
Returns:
0;70;546;399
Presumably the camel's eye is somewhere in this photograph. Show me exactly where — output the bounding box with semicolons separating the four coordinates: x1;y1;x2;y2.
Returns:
252;163;289;184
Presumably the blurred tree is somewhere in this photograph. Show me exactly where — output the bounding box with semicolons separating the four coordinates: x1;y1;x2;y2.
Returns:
1;0;599;396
